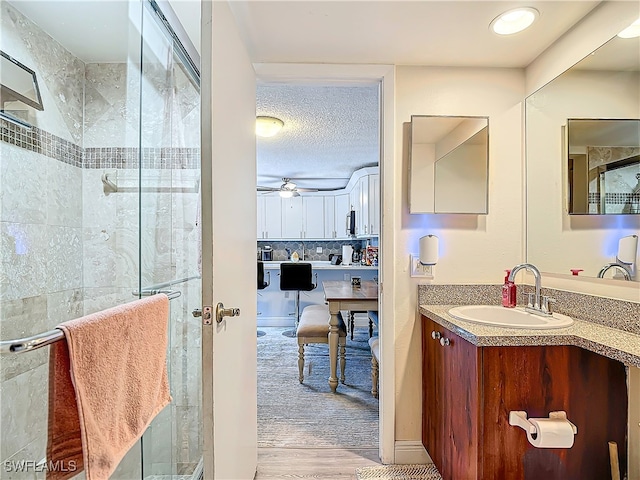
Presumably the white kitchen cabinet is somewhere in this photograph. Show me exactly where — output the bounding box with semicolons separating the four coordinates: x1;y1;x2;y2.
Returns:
256;167;379;240
323;196;335;238
368;174;380;236
358;175;370;237
258;196;283;239
257;196;265;239
334;194;350;239
281;196;303;238
302;197;325;239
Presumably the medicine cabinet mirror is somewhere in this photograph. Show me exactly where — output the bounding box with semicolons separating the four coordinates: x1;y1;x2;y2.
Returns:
409;115;489;214
0;51;44;114
526;33;639;281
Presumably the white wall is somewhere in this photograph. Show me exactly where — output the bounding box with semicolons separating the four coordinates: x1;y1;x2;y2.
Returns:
393;66;524;443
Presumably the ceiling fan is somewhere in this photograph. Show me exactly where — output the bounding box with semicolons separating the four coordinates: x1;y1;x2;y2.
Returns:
257;178;319;198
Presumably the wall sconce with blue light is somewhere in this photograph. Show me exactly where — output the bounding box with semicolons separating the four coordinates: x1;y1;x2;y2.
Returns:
410;235;439;277
597;234;638;281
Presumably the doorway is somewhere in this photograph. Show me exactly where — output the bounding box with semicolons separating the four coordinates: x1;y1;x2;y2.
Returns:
254;79;383;459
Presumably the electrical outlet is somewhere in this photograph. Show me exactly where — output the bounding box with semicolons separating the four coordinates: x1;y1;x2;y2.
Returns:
410;254;434;278
316;246;323;253
344;273;350;281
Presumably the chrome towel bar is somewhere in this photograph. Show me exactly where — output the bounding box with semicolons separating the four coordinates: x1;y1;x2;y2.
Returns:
0;292;181;355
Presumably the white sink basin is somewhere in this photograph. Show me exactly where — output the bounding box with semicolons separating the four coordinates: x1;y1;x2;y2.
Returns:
448;305;574;330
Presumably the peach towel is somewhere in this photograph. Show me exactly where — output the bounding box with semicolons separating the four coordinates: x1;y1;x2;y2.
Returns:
47;294;171;480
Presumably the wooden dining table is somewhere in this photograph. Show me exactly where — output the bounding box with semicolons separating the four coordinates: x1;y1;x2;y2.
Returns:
322;280;379;393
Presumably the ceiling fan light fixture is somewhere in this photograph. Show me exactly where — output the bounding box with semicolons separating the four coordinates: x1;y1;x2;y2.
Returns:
279;189;299;198
490;7;538;35
618;18;640;39
256;116;284;138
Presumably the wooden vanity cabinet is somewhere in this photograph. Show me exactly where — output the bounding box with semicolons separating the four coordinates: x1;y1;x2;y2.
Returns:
421;315;627;480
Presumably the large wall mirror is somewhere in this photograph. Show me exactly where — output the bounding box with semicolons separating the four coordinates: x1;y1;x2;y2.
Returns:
409;115;489;214
526;34;639;282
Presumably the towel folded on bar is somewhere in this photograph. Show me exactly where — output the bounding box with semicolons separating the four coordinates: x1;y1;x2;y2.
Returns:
47;294;171;480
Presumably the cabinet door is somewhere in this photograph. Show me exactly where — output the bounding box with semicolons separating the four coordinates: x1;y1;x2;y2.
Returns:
358;175;370;236
263;196;282;239
422;317;445;471
302;197;325;239
422;317;479;480
323;196;335;239
281;196;303;239
440;323;480;480
368;174;380;236
334;194;350;239
257;196;265;239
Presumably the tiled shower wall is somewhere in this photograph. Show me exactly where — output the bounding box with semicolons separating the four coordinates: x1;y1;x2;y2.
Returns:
1;2;85;473
1;2;201;477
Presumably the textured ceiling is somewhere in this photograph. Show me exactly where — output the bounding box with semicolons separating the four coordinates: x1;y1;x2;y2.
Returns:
256;84;380;191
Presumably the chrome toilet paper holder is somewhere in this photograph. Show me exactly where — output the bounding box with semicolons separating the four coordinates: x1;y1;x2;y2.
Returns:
509;410;578;435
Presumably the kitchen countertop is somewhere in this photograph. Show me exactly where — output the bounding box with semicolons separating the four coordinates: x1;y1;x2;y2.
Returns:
262;260;378;270
419;304;640;368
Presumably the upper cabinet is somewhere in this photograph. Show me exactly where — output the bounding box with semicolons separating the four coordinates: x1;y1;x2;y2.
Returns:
256;167;379;240
409;116;489;214
302;197;325;239
257;196;283;239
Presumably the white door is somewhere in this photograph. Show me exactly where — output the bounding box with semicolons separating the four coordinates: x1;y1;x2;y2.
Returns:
264;196;283;239
323;196;335;238
303;196;325;239
281;196;303;239
201;2;258;479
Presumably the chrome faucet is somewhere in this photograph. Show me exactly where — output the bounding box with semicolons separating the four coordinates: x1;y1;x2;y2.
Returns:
508;263;554;316
597;263;631;281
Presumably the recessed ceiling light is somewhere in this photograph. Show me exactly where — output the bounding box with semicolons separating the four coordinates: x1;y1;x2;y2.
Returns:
490;7;539;35
256;116;284;138
618;18;640;39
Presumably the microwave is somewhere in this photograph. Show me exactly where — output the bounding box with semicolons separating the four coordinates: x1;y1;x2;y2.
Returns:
347;210;356;236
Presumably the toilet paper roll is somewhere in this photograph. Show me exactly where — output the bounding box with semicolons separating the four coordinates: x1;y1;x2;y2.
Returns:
526;418;575;448
617;234;638;265
419;235;439;265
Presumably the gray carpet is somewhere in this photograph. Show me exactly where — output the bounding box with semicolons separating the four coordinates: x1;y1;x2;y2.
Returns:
257;326;379;448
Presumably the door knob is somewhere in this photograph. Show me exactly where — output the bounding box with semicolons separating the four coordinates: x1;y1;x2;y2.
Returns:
216;302;240;324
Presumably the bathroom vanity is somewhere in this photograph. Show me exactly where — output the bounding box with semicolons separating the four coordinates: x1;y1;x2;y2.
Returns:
420;307;632;480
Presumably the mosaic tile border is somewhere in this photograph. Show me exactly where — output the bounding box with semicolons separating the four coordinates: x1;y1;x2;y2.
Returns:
418;284;639;335
588;192;640;205
84;147;200;169
1;118;199;169
1;117;83;167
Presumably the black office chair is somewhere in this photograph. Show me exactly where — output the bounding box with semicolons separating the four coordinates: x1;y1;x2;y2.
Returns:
279;262;317;337
257;261;270;290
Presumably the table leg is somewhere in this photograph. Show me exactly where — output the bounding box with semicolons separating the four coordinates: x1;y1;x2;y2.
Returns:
328;303;340;393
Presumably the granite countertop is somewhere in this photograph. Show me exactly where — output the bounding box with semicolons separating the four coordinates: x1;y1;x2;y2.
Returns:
262;261;378;270
419;304;640;368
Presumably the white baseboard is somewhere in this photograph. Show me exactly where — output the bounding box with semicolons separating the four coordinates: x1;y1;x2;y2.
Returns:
394;441;432;464
257;317;295;327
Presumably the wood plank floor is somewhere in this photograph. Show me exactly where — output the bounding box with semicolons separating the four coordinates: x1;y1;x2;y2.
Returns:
255;447;382;479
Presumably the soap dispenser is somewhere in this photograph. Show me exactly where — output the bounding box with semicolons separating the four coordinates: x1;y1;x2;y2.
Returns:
502;270;516;308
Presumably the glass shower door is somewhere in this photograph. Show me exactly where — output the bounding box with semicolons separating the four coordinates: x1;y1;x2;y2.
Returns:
137;2;202;478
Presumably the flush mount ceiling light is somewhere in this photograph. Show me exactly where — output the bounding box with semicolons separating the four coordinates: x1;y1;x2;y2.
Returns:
490;7;539;35
618;18;640;39
256;116;284;138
